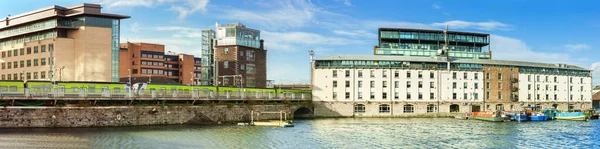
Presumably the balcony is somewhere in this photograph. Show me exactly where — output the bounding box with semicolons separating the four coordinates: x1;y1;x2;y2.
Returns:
510;86;519;92
511;78;519;83
511;95;519;102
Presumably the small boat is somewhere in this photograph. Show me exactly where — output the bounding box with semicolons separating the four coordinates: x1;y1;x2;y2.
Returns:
583;109;599;120
529;112;548;121
541;108;558;120
473;111;509;122
556;112;587;121
506;111;528;122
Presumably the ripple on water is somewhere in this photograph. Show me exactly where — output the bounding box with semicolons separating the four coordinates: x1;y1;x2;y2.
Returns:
0;119;598;148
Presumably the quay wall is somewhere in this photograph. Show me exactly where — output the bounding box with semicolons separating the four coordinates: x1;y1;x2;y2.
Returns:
314;101;593;118
0;104;311;128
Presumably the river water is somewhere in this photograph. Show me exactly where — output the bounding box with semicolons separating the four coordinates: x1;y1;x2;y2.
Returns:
0;118;598;149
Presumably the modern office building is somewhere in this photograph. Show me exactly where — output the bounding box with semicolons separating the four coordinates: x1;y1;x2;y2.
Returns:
312;28;592;117
0;3;129;82
119;42;201;85
211;22;267;88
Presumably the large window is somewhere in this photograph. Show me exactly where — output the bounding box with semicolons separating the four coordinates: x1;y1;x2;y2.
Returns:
223;61;229;68
427;104;436;113
379;104;390;113
404;104;414;113
354;104;365;113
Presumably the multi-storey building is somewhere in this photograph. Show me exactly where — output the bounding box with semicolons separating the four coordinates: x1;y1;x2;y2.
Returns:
312;28;592;117
119;42;201;85
212;23;267;88
0;4;128;82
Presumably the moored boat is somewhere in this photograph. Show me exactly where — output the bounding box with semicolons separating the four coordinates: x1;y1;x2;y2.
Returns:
528;112;548;121
473;111;509;122
556;112;587;121
506;111;528;122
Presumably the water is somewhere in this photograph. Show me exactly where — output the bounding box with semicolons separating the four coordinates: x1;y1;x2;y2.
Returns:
0;118;599;149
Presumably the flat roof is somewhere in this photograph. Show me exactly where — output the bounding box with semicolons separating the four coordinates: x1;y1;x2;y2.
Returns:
379;28;490;36
316;55;588;71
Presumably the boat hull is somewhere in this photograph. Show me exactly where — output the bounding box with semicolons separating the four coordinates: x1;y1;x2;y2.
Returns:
474;116;507;122
529;116;548;121
555;116;587;121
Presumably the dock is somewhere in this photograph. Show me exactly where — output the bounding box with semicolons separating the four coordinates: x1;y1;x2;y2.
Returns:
249;110;295;127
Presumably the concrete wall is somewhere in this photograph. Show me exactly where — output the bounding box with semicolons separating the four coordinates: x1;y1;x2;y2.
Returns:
0;104;311;128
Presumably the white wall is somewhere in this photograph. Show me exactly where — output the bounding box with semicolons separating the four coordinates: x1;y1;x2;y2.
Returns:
518;73;592;103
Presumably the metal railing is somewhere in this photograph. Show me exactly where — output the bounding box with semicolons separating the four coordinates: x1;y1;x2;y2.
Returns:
0;88;312;101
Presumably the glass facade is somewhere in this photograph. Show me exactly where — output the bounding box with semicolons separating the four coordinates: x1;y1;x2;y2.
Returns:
216;24;261;49
200;30;215;85
377;29;490;59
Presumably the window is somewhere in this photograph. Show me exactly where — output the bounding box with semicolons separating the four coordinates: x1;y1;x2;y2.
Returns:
537;76;540;82
580;78;583;84
345;70;350;77
246;51;255;61
580;86;583;92
41;72;46;79
486;91;490;100
430;72;434;79
41;58;46;65
464;93;468;100
370;81;375;88
332;92;337;99
528;75;531;82
13;49;17;56
427;104;436;113
382;81;387;88
394;81;399;88
418;81;423;88
33;59;38;66
498;83;502;89
403;104;414;113
1;63;4;69
407;81;411;88
463;82;467;89
474;93;479;100
379;104;390;113
224;48;229;54
528;84;531;90
345;92;350;99
453;93;457;100
545;76;548;82
382;92;387;99
6;62;10;69
419;92;423;100
26;48;31;54
498;92;502;100
474;83;479;89
20;60;24;68
20;48;24;55
394;71;399;78
26;72;31;79
370;70;375;78
498;73;502;80
333;81;337;88
6;51;10;57
407;71;411;78
27;60;31;67
394;92;399;99
474;73;479;80
333;70;337;77
240;51;244;56
358;70;363;77
1;51;5;58
570;86;572;91
407;92;411;100
345;81;350;88
486;82;490;89
554;85;557;91
382;70;387;78
545;85;549;90
358;92;363;99
358;81;362;88
546;94;549;100
418;71;423;78
463;72;467;79
33;72;38;79
486;73;490;80
430;93;435;100
13;61;17;68
370;92;375;99
452;72;457;79
354;104;365;113
453;82;457;89
430;82;434;88
223;61;229;68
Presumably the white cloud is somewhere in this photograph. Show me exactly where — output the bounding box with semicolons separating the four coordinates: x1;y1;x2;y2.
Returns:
565;44;591;51
332;30;377;39
432;20;511;31
490;35;573;64
170;0;210;20
215;0;316;30
262;31;366;46
432;4;441;9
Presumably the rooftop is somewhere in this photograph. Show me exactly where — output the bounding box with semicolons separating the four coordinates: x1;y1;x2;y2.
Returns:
316;55;588;71
379;28;490;36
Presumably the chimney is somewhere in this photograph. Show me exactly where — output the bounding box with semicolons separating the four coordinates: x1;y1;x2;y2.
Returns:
260;39;264;50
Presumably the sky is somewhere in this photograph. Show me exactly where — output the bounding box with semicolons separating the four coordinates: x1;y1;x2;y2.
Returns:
1;0;599;85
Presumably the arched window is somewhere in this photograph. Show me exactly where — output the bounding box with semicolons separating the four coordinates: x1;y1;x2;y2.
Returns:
495;104;504;111
404;104;414;113
450;104;460;113
354;104;365;113
427;104;436;113
568;104;574;111
379;104;390;113
552;104;558;109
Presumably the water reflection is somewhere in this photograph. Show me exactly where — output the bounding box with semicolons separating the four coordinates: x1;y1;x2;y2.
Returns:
0;118;598;148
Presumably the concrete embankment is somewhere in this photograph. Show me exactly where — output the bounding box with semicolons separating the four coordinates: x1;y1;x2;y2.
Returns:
0;104;309;128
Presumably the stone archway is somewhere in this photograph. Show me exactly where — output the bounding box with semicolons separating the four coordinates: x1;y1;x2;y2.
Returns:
293;107;313;119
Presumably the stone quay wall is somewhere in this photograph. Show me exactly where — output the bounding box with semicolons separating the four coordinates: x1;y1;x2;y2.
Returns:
0;104;311;128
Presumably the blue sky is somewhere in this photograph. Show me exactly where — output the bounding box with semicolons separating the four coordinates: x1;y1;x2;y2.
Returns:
2;0;600;85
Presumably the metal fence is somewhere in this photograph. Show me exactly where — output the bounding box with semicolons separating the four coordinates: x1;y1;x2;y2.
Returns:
0;88;312;101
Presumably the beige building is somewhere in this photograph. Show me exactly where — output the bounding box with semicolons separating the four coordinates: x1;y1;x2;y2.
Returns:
0;4;129;82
